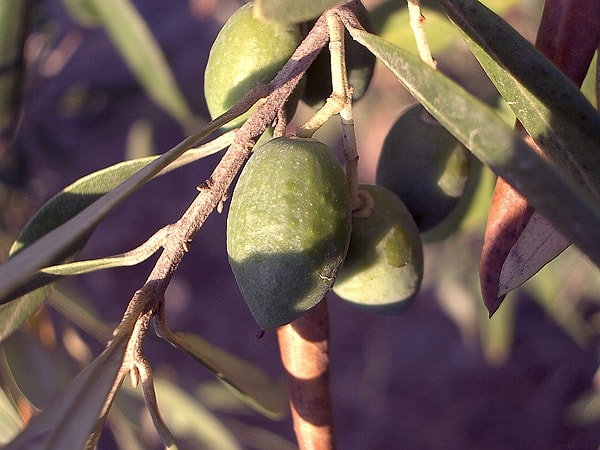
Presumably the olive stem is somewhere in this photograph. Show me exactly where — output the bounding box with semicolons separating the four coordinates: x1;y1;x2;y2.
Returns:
96;14;331;444
328;12;361;212
277;299;335;450
406;0;437;69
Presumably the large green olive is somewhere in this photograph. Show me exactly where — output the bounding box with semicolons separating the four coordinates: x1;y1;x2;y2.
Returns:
333;185;423;315
204;2;303;129
302;2;375;108
227;136;351;329
376;104;472;231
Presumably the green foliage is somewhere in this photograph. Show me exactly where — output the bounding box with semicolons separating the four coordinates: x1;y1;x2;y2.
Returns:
345;22;600;269
61;0;195;130
0;0;599;447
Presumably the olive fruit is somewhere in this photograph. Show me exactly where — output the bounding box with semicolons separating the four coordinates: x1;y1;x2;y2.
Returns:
333;185;423;315
204;2;303;129
227;136;351;329
302;2;375;108
376;104;472;231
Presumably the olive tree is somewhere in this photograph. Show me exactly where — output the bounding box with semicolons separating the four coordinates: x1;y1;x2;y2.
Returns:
0;0;598;448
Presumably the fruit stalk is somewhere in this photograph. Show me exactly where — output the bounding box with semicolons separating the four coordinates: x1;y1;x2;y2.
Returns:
277;299;335;450
328;13;360;212
406;0;436;69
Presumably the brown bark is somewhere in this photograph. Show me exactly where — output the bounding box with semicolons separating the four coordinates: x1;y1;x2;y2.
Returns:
277;299;335;450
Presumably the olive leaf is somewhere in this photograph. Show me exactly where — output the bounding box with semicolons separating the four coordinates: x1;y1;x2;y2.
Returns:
342;21;600;269
0;385;22;445
0;132;232;342
439;0;600;200
3;331;129;450
253;0;345;24
0;120;227;306
122;378;242;450
438;0;600;306
60;0;102;27
0;1;30;141
71;0;194;128
370;0;520;57
168;332;289;420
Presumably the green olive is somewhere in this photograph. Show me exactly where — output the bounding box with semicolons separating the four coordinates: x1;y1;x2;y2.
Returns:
204;2;303;129
376;104;472;231
333;185;423;315
227;136;351;329
302;2;375;108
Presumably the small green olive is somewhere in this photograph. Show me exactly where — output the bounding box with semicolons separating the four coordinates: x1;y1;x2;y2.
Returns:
333;185;424;314
227;136;351;329
376;104;472;231
204;2;303;129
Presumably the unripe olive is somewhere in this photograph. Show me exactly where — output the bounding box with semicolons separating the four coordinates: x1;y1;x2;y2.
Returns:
227;136;351;329
204;2;303;129
376;104;472;231
302;2;375;108
333;185;423;315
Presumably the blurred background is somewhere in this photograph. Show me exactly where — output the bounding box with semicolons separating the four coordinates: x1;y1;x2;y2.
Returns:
1;0;600;448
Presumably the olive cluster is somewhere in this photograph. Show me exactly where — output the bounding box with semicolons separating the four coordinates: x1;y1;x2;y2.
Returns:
205;2;472;329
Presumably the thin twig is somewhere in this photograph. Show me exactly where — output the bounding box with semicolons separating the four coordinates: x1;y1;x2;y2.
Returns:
328;11;360;212
136;355;178;449
103;13;331;443
406;0;437;69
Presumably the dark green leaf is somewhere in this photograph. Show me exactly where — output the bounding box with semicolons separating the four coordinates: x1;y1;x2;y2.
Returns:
253;0;344;24
343;23;600;269
0;1;31;138
439;0;600;201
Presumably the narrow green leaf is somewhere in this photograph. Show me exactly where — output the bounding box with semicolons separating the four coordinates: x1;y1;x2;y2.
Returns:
439;0;600;201
0;287;53;343
88;0;193;127
172;332;288;419
0;386;22;445
0;130;231;343
253;0;344;24
0;120;225;306
60;0;102;27
371;0;520;57
343;24;600;269
4;332;129;450
0;0;31;136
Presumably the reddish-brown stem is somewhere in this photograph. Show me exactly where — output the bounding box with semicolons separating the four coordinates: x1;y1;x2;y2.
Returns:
277;299;335;450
